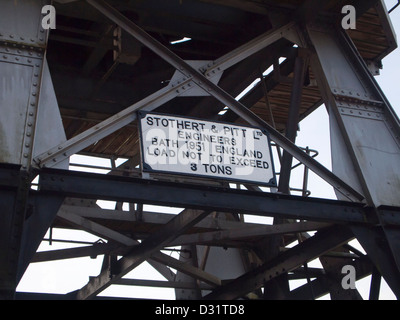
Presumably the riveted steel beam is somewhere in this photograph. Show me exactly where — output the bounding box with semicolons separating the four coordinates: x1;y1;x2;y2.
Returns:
38;168;377;225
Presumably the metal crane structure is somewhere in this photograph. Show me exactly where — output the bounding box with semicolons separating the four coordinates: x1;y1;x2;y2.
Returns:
1;0;400;300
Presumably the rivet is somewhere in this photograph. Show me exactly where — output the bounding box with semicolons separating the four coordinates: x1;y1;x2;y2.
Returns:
23;154;28;158
9;34;14;38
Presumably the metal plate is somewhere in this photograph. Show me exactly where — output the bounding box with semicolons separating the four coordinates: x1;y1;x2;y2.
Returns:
139;111;277;186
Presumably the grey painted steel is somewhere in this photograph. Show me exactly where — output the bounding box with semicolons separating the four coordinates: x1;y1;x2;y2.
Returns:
306;22;400;298
1;0;399;300
307;24;400;207
0;0;67;170
0;0;67;298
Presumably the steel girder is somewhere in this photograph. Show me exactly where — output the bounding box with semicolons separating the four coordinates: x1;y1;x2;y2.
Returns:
11;165;397;299
306;21;400;298
1;0;399;300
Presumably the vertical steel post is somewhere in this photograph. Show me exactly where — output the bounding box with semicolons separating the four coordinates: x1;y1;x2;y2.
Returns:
306;21;400;298
0;0;66;298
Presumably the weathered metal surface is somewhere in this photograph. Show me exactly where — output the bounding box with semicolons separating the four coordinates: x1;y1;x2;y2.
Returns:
0;0;399;300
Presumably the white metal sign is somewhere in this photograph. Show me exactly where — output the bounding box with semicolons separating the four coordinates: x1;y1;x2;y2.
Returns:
138;112;277;186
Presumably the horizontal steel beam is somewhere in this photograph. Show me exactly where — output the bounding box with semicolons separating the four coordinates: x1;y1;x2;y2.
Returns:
38;168;375;225
115;278;213;291
170;221;331;247
56;205;265;231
